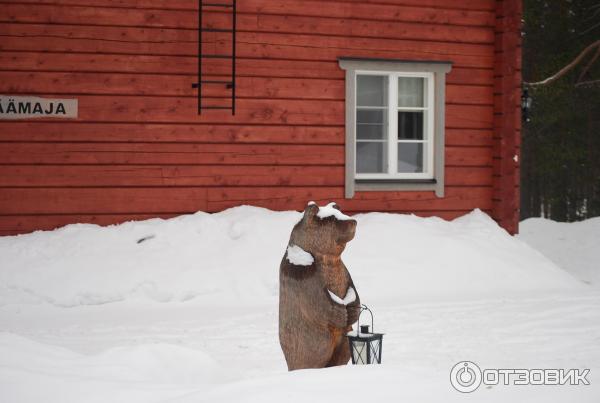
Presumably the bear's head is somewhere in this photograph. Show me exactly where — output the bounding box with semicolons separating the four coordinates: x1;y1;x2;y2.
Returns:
289;202;357;257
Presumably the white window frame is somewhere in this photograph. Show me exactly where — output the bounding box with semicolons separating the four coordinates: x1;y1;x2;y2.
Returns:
354;71;435;180
339;58;452;199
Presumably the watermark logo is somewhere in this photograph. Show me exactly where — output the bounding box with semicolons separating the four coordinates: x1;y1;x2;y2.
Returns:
450;361;590;393
450;361;482;393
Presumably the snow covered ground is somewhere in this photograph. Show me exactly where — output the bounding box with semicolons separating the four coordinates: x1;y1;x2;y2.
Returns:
519;216;600;288
0;206;599;402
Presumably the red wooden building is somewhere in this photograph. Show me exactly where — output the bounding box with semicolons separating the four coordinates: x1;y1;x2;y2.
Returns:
0;0;522;235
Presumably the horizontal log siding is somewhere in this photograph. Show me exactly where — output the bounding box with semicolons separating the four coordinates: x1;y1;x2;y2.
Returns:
0;0;502;235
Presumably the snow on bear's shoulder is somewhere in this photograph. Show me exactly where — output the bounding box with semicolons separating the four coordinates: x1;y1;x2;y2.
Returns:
316;202;353;221
286;244;314;266
328;287;356;306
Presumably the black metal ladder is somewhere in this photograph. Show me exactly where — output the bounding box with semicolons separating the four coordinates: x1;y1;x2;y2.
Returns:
192;0;237;115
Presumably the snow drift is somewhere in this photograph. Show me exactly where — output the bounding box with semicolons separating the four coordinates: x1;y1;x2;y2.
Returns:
519;216;600;288
0;332;233;403
0;206;598;403
0;206;582;308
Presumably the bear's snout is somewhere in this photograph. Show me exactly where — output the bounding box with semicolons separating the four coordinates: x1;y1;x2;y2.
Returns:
337;219;357;243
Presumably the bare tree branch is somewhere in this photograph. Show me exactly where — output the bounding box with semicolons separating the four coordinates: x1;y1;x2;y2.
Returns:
525;40;600;87
575;79;600;88
577;20;600;37
578;46;600;82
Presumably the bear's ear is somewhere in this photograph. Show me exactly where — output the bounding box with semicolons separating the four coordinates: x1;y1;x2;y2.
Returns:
303;201;319;220
329;202;341;211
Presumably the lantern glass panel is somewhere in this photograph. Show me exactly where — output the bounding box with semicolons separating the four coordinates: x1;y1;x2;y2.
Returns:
369;338;382;364
351;340;368;364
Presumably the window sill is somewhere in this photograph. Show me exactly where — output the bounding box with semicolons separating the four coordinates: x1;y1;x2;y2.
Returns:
355;178;437;184
354;178;443;198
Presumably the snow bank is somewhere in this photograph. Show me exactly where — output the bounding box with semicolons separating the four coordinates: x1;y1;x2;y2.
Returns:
0;332;233;403
0;207;583;307
519;217;600;288
3;295;600;403
173;364;598;403
0;208;597;403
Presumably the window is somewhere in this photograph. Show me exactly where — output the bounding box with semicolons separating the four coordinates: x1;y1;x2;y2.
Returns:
356;73;433;179
339;58;452;198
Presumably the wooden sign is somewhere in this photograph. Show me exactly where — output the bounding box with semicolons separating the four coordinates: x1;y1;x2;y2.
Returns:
0;95;78;120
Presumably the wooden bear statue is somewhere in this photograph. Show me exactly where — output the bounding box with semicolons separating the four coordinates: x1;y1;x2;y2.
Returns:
279;202;361;370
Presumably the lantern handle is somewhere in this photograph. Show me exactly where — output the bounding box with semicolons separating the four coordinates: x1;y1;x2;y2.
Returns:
357;304;375;333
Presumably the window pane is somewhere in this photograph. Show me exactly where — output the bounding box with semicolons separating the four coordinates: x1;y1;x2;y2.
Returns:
397;77;424;108
357;109;387;140
397;111;424;140
358;109;386;124
357;142;388;173
357;75;388;107
397;142;424;173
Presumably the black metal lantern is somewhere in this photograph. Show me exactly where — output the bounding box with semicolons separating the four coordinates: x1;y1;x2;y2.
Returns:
347;305;384;365
521;87;532;122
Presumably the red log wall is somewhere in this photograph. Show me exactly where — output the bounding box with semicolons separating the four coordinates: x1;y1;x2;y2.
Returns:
493;0;522;234
0;0;520;235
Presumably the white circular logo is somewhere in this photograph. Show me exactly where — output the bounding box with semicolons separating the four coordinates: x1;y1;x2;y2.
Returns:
450;361;482;393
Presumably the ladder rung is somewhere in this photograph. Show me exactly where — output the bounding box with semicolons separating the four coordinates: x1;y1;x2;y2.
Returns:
192;81;234;89
201;54;232;59
202;3;233;7
201;28;233;33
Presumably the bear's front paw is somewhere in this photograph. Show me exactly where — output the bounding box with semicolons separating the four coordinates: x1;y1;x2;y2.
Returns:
329;304;348;328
